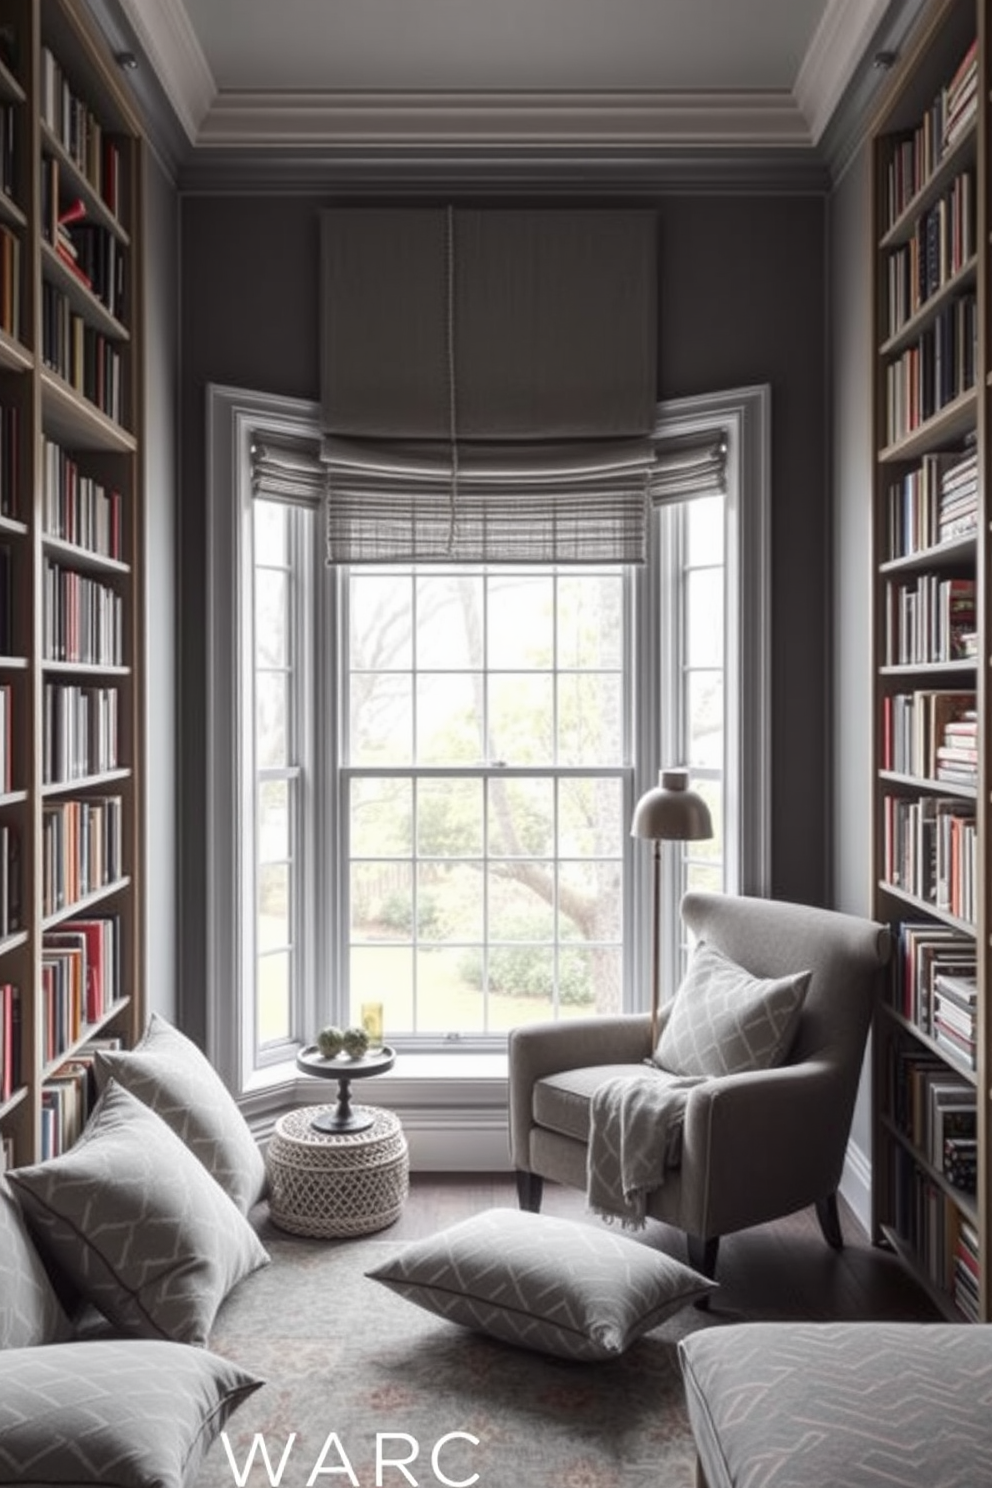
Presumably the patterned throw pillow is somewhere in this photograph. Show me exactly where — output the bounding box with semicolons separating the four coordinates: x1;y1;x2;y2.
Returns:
655;941;811;1078
0;1339;262;1488
94;1012;267;1214
366;1208;714;1360
8;1082;269;1346
0;1176;71;1347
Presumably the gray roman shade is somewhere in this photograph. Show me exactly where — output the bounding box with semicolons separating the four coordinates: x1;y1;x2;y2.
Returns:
251;426;727;558
319;206;661;563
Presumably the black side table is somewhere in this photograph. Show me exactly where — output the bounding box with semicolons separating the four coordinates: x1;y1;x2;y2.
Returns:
295;1045;396;1133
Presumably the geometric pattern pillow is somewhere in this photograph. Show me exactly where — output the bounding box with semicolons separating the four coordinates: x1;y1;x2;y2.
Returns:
8;1082;269;1346
93;1012;267;1214
0;1176;72;1347
0;1339;263;1488
656;941;811;1078
365;1207;715;1361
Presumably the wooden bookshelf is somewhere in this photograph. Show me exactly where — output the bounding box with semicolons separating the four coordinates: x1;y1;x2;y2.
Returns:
0;0;143;1168
869;0;988;1321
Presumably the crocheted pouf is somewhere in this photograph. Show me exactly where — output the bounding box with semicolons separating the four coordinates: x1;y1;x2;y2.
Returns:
266;1105;409;1238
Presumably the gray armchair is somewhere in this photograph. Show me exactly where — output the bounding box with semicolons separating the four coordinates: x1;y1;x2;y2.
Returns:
508;891;890;1280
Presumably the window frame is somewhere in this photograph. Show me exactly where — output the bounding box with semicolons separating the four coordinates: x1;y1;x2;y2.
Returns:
205;382;770;1095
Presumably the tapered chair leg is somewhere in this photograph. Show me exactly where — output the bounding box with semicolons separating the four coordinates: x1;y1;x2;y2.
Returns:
516;1170;544;1213
815;1193;844;1250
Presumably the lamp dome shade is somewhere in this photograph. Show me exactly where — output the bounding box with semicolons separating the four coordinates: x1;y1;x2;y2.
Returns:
630;767;713;841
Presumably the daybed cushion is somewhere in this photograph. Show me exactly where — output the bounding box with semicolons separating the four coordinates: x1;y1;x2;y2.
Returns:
678;1321;992;1488
94;1011;267;1213
0;1175;71;1347
655;941;810;1077
366;1207;714;1361
0;1339;262;1488
8;1081;269;1346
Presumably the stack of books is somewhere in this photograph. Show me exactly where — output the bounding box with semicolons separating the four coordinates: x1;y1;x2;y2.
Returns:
935;706;978;787
932;969;978;1070
942;38;979;156
954;1217;980;1322
937;445;979;543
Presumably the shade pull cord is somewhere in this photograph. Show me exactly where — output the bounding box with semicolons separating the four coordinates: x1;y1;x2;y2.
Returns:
445;204;459;554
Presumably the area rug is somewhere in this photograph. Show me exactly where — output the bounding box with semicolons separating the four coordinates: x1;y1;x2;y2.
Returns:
194;1217;719;1488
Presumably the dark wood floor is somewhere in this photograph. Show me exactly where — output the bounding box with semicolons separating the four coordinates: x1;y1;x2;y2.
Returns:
389;1173;940;1325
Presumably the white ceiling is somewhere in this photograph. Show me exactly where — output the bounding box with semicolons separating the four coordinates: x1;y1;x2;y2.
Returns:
113;0;895;155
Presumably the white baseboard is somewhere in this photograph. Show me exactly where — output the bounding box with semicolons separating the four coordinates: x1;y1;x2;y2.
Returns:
839;1135;872;1238
403;1117;512;1172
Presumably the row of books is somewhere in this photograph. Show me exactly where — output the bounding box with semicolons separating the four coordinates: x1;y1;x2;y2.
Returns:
882;573;975;665
891;920;975;1035
884;444;978;560
0;820;20;938
880;688;975;782
0;222;19;343
883;38;978;229
0;681;11;792
954;1217;979;1321
40;1038;121;1160
41;282;124;424
883;292;977;446
42;164;127;322
884;169;975;340
887;1042;975;1170
0;101;15;204
41;794;122;919
0;542;11;654
43;681;120;786
40;47;122;215
891;1144;971;1300
0;402;19;521
42;913;120;1062
42;436;123;560
42;559;124;667
0;981;20;1101
882;793;976;923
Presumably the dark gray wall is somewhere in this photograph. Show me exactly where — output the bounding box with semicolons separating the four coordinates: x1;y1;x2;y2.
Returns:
177;191;829;1045
141;146;179;1020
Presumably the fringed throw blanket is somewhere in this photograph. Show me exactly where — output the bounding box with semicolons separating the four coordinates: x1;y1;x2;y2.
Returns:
587;1070;705;1228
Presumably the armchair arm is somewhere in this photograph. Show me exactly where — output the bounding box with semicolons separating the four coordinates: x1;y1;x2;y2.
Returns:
507;1014;652;1169
679;1059;848;1238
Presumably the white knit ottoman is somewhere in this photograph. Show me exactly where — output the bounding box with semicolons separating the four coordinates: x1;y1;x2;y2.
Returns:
266;1105;409;1238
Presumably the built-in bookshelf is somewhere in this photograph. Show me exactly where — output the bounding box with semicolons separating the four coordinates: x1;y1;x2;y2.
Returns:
870;0;988;1321
0;0;142;1171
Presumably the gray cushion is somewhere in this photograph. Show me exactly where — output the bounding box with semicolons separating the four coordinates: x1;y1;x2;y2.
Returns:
0;1339;262;1488
94;1012;267;1213
8;1081;269;1346
678;1321;992;1488
656;941;810;1077
366;1207;714;1361
0;1176;71;1347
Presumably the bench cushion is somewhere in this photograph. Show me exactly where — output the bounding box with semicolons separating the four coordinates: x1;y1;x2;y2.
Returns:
678;1321;992;1488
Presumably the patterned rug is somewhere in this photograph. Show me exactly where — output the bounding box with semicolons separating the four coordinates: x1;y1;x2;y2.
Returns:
194;1216;719;1487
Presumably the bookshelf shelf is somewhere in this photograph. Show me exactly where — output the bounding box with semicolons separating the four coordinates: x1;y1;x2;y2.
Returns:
41;875;131;933
0;0;144;1172
880;254;978;358
41;996;131;1081
880;119;976;249
871;0;989;1322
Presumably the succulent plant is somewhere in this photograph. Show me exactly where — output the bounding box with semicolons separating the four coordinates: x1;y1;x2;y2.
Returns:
316;1025;345;1058
342;1025;370;1058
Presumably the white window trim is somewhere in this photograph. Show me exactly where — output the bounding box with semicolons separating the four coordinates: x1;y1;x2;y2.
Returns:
205;382;771;1118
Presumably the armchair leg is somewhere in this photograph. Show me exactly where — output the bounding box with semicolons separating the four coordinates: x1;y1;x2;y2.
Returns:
815;1193;844;1250
686;1234;720;1280
516;1170;544;1213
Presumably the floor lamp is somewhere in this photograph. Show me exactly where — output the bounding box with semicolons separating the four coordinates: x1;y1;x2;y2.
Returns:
631;767;714;1048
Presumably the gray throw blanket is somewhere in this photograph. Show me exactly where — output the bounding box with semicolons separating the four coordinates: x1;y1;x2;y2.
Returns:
587;1069;705;1228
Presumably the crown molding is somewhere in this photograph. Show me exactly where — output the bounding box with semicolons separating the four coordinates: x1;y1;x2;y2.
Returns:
793;0;891;142
115;0;214;142
194;88;813;152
